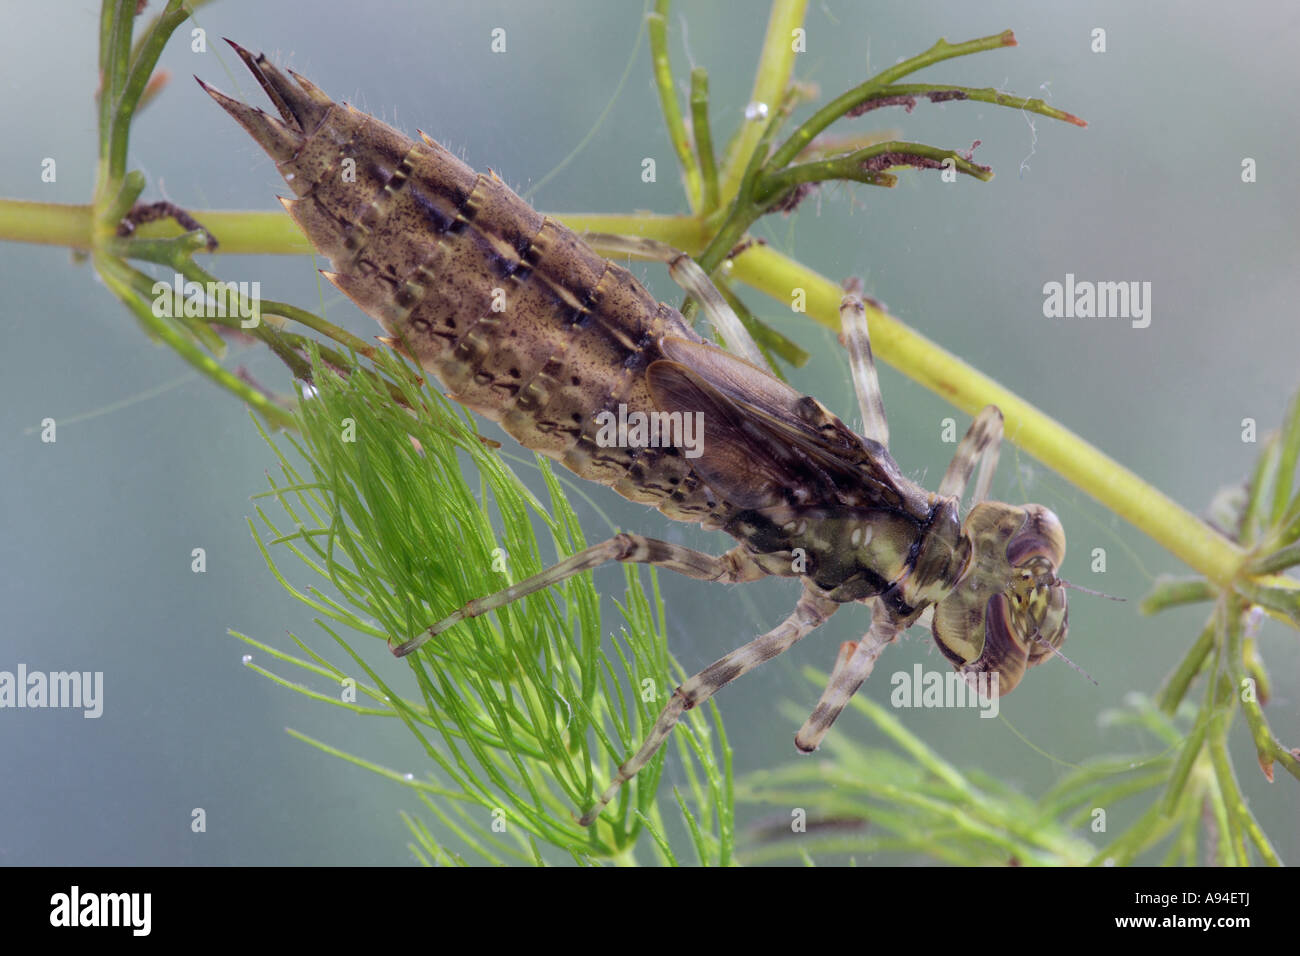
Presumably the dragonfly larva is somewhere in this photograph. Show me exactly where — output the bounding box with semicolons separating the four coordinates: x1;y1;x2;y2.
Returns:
202;43;1070;826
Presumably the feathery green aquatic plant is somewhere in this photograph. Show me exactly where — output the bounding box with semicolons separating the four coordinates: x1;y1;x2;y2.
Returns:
237;346;733;864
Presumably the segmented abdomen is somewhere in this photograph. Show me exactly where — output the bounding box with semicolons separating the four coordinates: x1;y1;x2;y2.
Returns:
206;47;735;528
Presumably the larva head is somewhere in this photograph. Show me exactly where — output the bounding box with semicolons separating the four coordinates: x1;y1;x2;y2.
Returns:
931;502;1067;695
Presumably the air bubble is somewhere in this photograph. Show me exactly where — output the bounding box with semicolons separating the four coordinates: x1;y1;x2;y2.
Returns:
744;101;769;121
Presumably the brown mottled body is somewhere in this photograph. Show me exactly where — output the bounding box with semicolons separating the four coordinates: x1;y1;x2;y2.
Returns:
203;45;1073;825
203;49;733;526
200;43;974;615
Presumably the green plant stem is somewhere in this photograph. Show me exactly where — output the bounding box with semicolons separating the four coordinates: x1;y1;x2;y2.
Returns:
0;201;317;254
2;199;1269;590
109;0;188;187
868;82;1085;126
95;253;295;428
766;30;1017;173
1155;618;1215;714
690;68;720;213
1249;541;1300;575
1208;726;1279;865
716;0;809;204
1141;576;1218;614
754;140;990;205
97;0;134;183
1269;389;1300;524
648;2;701;213
1226;598;1300;785
1160;707;1212;817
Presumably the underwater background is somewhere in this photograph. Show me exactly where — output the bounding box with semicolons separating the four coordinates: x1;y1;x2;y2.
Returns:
2;0;1296;864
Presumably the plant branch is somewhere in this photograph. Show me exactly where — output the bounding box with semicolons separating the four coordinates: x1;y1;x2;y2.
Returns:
754;140;990;207
95;253;295;429
849;82;1085;127
767;30;1021;172
690;67;720;212
648;1;702;213
716;0;809;204
1;198;1259;587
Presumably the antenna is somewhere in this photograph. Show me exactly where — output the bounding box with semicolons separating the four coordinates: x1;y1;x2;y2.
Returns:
1032;631;1098;685
1058;577;1126;601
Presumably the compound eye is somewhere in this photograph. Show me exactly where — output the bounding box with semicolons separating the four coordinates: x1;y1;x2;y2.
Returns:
1007;505;1066;569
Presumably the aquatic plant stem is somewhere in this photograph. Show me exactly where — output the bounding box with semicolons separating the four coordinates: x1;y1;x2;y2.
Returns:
0;199;1262;589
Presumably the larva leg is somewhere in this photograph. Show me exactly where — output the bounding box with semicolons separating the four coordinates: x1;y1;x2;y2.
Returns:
838;280;889;448
391;534;769;657
580;585;839;826
936;405;1004;504
793;600;902;753
582;233;770;371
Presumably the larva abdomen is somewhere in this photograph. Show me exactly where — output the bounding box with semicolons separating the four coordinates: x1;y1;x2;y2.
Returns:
203;42;728;525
